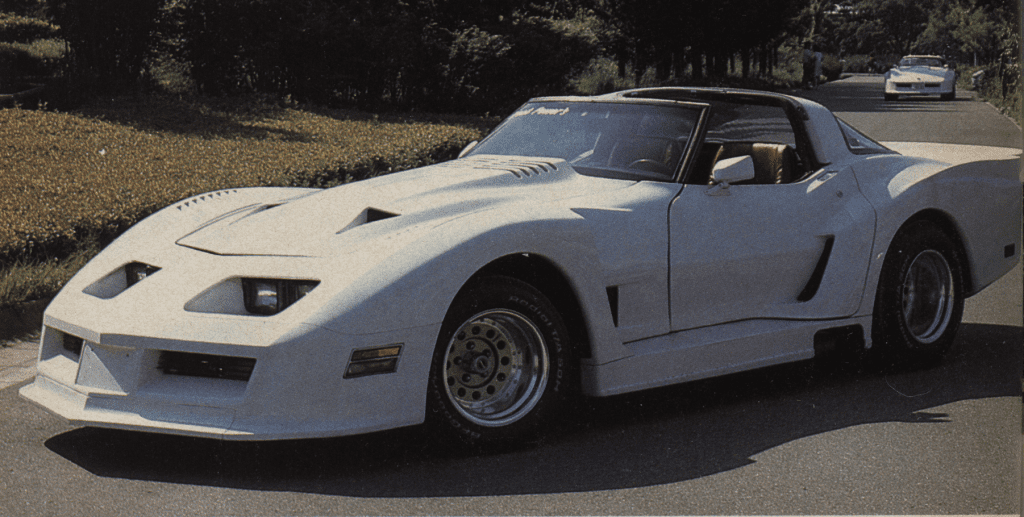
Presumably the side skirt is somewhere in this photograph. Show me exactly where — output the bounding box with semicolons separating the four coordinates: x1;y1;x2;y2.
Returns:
581;315;873;397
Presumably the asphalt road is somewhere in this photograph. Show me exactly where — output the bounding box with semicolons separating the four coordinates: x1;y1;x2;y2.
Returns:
1;75;1021;516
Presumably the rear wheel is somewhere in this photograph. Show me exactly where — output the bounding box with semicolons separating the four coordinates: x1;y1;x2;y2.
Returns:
872;221;964;366
427;276;575;449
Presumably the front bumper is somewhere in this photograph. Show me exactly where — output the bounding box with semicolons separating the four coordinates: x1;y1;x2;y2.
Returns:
20;313;438;440
885;80;953;96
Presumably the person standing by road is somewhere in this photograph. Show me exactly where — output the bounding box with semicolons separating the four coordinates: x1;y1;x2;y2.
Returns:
814;50;823;87
802;41;815;89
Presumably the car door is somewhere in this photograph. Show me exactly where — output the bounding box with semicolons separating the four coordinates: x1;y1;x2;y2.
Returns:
665;95;879;335
668;164;874;331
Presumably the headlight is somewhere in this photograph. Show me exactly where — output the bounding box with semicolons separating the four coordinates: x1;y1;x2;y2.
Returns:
242;278;319;315
125;262;160;287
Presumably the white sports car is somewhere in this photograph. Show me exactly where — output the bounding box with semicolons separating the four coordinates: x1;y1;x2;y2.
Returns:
21;88;1021;449
884;55;957;101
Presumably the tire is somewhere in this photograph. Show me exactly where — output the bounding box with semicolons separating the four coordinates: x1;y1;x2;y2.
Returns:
941;85;956;101
871;221;964;367
427;276;575;450
884;93;898;101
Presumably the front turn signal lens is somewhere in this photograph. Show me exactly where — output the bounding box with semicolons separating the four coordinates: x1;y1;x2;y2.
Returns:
345;345;403;378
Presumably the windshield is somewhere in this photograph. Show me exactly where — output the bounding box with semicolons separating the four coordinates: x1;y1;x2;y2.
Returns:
467;101;702;181
900;57;944;68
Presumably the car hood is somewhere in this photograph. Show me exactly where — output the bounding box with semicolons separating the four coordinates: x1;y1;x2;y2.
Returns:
889;67;950;81
176;156;632;257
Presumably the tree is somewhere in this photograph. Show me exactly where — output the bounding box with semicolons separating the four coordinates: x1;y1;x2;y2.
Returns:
916;0;999;63
847;0;933;56
48;0;162;94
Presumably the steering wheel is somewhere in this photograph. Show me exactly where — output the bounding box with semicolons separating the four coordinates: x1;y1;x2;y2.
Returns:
628;159;672;175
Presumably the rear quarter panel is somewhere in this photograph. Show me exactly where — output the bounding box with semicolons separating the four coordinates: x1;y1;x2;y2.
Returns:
852;144;1021;311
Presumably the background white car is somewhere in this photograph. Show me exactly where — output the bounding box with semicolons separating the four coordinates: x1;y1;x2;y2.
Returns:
884;55;957;101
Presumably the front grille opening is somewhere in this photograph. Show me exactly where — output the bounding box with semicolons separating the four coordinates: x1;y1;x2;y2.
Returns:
62;333;84;355
157;351;256;381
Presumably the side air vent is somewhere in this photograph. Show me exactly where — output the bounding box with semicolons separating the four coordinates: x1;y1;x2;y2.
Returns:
157;351;256;382
176;189;239;211
606;286;620;327
798;236;835;302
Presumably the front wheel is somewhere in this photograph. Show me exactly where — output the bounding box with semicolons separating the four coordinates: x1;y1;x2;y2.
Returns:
872;221;964;366
427;276;575;449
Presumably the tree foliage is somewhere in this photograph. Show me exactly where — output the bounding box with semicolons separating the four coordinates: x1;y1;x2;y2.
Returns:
28;0;1021;112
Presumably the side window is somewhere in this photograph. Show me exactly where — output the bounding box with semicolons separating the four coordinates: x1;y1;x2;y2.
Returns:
705;103;797;147
688;102;805;185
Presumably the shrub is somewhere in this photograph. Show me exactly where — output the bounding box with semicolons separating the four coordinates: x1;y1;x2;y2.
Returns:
569;57;635;95
841;55;881;74
168;1;603;114
0;43;41;88
0;12;58;43
428;13;603;113
0;38;63;84
822;54;843;82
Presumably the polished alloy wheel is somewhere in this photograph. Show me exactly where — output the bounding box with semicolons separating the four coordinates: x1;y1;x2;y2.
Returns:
900;249;954;344
442;309;549;427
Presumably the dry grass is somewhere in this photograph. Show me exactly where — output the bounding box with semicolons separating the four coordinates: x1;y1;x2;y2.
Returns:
0;95;487;264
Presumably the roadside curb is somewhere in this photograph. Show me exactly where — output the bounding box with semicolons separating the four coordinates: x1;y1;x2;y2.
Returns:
0;298;49;342
965;88;1022;132
985;100;1022;132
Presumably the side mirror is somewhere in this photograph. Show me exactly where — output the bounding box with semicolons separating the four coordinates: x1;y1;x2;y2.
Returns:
711;155;756;185
457;140;478;158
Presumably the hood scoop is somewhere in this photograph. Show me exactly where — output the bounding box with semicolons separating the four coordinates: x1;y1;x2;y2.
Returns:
336;207;399;234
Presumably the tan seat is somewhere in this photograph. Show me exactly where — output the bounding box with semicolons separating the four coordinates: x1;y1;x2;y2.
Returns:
712;142;796;184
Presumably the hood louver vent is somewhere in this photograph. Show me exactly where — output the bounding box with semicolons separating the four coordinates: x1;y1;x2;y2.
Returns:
439;157;559;178
176;189;239;211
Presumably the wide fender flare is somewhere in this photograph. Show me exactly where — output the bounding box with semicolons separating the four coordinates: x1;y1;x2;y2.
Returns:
313;205;623;363
853;150;1021;314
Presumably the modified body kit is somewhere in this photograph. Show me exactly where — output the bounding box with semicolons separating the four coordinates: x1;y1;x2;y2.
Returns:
21;88;1021;447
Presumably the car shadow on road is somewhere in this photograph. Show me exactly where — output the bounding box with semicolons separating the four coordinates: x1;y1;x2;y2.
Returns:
44;323;1021;497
